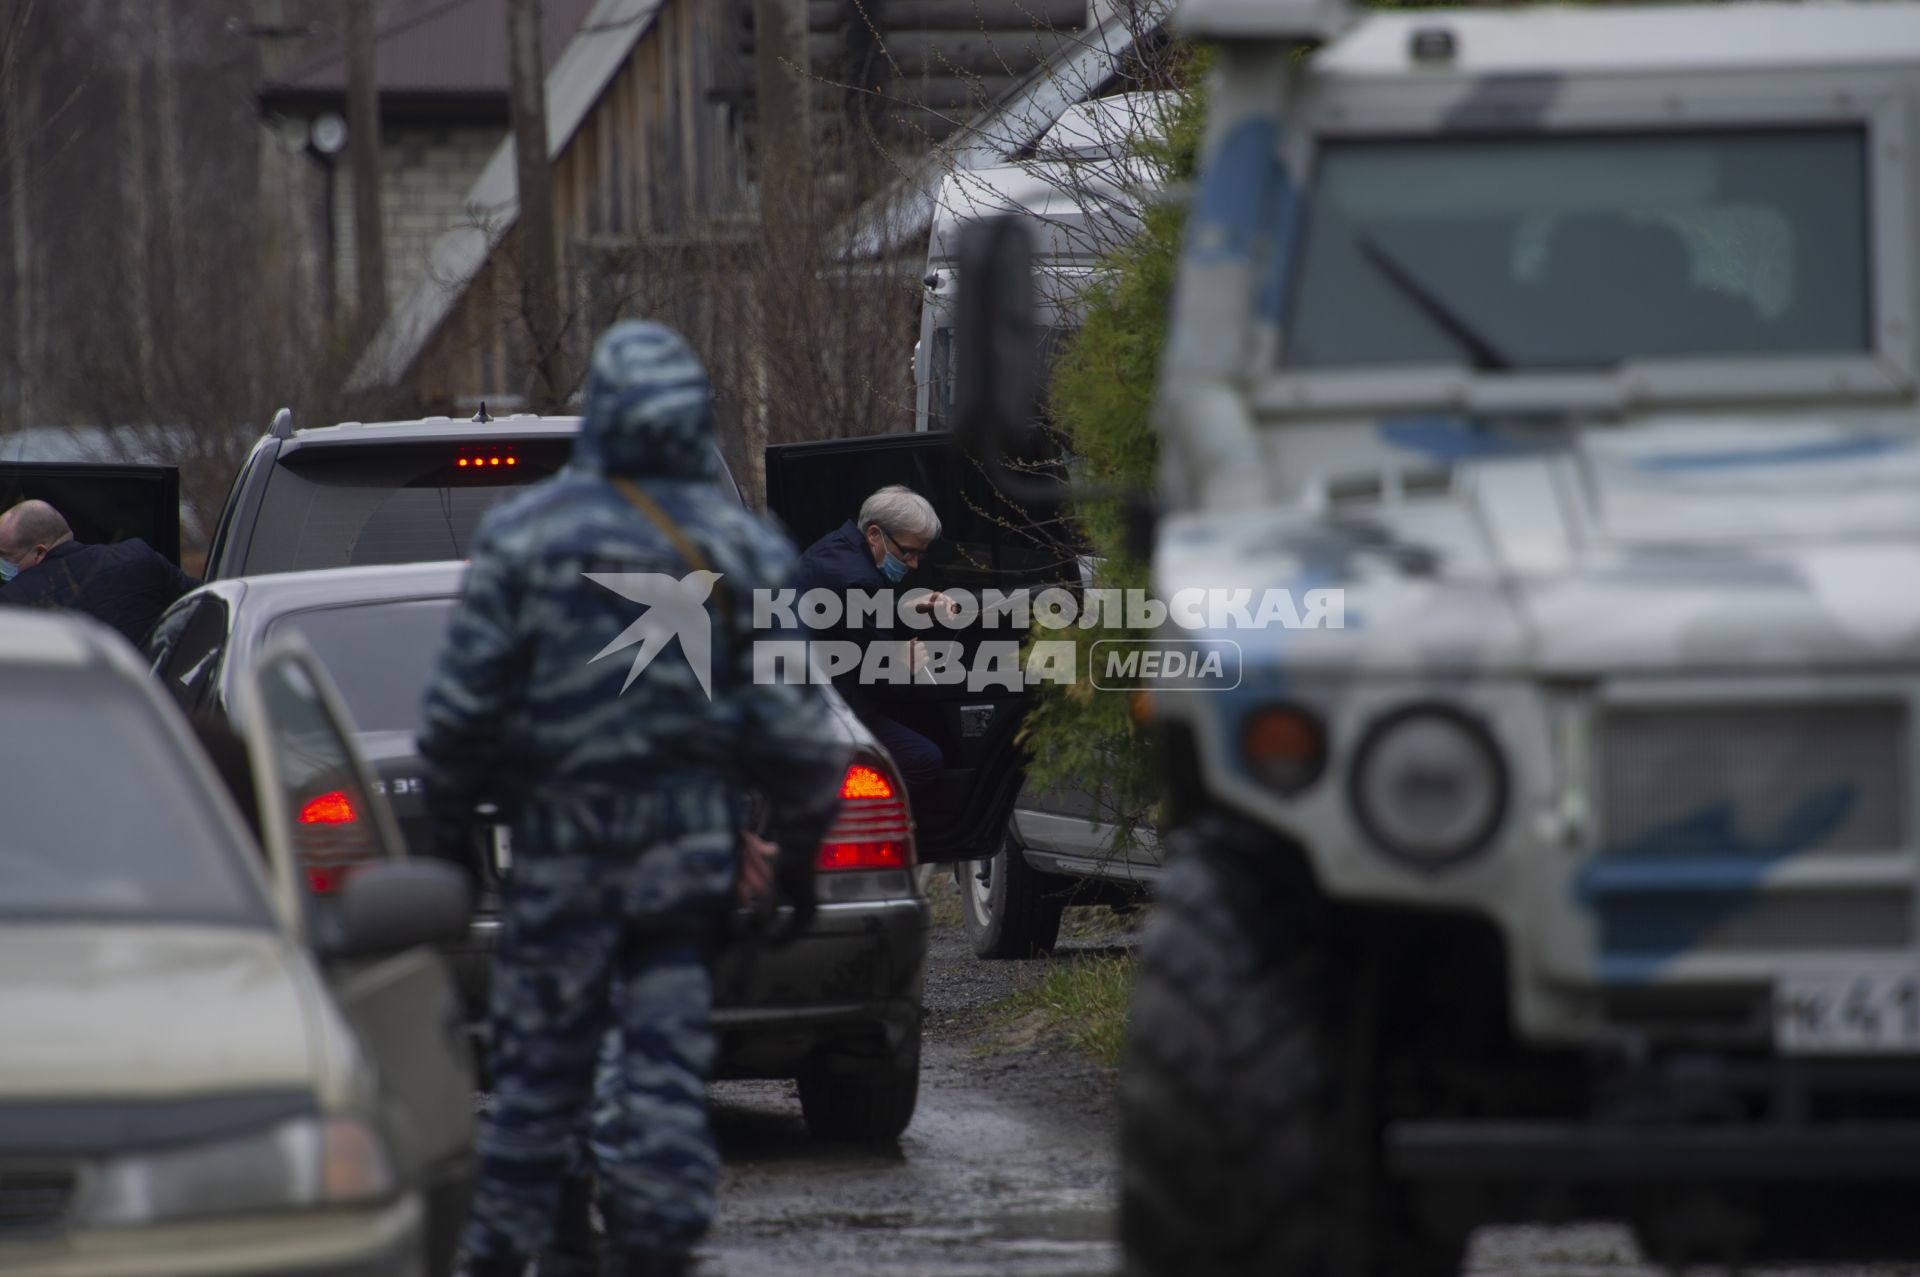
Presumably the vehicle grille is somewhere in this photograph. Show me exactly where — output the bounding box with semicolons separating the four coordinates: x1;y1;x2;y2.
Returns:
1591;701;1910;962
1602;702;1906;857
1699;890;1911;950
0;1166;76;1233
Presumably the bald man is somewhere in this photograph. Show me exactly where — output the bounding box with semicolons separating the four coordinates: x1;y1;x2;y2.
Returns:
0;500;199;645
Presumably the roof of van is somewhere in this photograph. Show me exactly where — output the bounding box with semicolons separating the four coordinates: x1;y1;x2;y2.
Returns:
1311;4;1920;78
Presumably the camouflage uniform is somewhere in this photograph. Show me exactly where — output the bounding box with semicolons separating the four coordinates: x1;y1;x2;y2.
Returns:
419;321;840;1271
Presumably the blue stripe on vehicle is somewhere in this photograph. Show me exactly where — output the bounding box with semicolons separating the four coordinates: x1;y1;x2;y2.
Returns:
1379;415;1557;461
1188;117;1282;267
1575;784;1854;983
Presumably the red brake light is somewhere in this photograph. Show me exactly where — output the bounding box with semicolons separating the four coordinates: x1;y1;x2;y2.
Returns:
457;457;469;468
841;765;894;800
299;791;357;824
506;456;518;466
818;762;913;871
489;456;501;466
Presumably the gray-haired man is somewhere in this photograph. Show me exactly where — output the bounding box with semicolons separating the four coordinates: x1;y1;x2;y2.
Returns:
791;484;956;793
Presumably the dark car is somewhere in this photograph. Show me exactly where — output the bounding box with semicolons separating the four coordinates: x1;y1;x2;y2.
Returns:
146;562;928;1142
201;410;743;581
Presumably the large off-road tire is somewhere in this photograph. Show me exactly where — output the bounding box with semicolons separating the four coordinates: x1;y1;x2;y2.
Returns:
958;830;1069;959
1120;841;1467;1277
798;1025;922;1143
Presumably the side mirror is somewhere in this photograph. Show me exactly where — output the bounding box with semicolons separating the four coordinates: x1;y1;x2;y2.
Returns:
323;860;473;960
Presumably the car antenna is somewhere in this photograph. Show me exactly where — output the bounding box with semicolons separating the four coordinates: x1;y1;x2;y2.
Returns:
269;407;294;439
472;401;492;424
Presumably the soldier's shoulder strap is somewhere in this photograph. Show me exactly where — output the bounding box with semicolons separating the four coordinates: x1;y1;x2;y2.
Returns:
608;475;735;633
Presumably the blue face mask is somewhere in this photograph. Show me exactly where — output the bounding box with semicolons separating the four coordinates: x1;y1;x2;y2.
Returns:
878;552;910;584
0;559;17;583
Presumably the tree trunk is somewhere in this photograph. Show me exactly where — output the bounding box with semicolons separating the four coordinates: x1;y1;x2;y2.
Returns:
506;0;564;406
6;9;37;428
120;7;155;401
346;0;387;337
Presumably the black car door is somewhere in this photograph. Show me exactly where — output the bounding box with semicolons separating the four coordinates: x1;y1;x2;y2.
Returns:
0;462;184;566
765;430;1075;863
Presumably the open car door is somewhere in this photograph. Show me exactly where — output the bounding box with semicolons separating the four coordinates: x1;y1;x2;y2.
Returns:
764;430;1075;864
0;462;183;565
238;641;475;1253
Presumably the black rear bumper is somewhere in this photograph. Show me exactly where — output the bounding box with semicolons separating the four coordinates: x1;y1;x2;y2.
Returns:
711;897;928;1075
450;896;928;1076
1391;1119;1920;1181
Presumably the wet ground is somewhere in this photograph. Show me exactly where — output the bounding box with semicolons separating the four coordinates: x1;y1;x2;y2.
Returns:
703;880;1123;1277
697;872;1920;1277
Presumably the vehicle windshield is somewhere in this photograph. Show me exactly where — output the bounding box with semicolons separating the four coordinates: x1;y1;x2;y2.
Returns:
264;598;455;735
1282;128;1869;371
242;441;569;575
0;667;266;925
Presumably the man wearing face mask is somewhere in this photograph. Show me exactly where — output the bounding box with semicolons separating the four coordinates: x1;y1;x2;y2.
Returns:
0;500;198;645
791;485;955;794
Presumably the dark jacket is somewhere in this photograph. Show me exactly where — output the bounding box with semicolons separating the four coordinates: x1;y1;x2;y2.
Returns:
0;539;199;646
791;519;906;713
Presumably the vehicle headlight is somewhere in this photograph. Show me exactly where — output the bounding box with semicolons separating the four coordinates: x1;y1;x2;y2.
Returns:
1350;704;1506;868
78;1115;395;1227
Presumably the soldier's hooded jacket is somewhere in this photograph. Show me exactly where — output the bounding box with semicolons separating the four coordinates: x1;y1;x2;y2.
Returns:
418;321;842;910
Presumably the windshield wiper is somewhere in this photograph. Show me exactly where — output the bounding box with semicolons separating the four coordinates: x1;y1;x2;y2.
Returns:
1355;232;1514;372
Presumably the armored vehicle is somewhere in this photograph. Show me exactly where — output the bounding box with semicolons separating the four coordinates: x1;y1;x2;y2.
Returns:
972;0;1920;1271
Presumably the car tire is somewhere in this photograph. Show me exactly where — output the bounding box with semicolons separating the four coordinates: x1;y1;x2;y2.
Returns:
957;830;1068;960
798;1025;922;1143
1120;842;1467;1277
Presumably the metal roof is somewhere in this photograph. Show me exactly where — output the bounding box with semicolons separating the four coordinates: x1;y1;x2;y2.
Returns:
836;10;1159;263
345;0;666;393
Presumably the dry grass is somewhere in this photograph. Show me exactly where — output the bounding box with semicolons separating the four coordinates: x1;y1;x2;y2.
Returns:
993;952;1136;1069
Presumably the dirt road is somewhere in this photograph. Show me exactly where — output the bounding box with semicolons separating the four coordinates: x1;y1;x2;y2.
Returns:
698;881;1916;1277
704;912;1122;1277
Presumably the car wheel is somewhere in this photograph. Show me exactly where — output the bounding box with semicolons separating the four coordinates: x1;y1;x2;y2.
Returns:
1120;842;1467;1277
957;829;1068;960
798;1023;922;1143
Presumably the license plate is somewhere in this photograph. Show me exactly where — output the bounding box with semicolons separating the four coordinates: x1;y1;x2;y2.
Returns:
1774;970;1920;1054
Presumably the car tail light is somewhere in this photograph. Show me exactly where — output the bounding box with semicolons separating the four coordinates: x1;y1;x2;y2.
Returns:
294;789;375;893
299;791;356;824
816;762;914;871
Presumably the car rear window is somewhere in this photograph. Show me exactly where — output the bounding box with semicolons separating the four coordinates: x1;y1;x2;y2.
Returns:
0;667;266;925
241;440;570;575
264;598;456;735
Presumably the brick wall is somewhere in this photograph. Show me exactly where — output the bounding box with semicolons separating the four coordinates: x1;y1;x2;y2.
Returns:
332;122;506;315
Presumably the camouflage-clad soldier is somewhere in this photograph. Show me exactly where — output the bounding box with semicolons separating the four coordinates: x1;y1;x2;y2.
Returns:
420;320;844;1277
